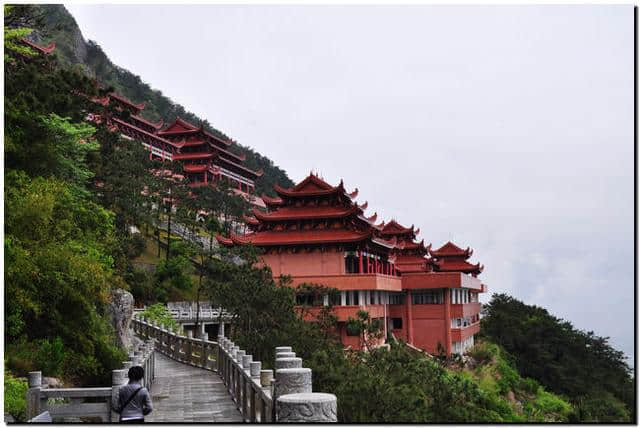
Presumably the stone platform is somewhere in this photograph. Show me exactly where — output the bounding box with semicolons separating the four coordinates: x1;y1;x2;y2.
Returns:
146;352;242;423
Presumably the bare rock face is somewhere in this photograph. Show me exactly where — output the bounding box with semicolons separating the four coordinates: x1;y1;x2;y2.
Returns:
42;377;64;389
108;288;134;351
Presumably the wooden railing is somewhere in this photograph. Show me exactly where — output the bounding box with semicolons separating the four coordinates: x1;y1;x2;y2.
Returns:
26;340;155;423
133;315;338;422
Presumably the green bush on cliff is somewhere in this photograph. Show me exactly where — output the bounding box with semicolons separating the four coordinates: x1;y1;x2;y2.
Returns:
4;370;28;422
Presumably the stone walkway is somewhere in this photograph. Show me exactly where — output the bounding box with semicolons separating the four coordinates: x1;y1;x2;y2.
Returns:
146;352;243;423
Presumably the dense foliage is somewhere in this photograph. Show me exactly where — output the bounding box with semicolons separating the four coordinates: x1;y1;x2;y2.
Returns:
480;293;635;422
34;4;294;196
4;6;133;391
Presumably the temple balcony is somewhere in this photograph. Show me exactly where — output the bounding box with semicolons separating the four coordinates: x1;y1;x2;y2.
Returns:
289;273;403;292
451;321;481;342
450;302;483;318
298;303;388;322
401;271;484;291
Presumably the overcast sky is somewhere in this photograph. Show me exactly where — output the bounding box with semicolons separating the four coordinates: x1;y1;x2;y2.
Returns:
65;4;634;360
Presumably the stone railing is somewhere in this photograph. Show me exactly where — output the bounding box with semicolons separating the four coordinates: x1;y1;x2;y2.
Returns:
132;314;338;422
217;338;338;422
132;316;217;370
26;340;155;423
133;307;232;321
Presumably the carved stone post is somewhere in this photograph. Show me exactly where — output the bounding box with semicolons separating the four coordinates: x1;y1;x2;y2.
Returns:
276;351;296;359
274;368;312;401
277;393;338;422
242;355;253;370
275;357;303;370
260;370;273;388
26;371;42;421
275;346;292;353
111;369;127;422
250;362;261;380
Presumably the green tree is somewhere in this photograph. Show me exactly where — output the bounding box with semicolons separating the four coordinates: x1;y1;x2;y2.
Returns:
480;293;634;422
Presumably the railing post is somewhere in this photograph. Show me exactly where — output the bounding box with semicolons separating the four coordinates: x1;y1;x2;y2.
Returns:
26;371;42;421
277;393;338;422
111;369;127;422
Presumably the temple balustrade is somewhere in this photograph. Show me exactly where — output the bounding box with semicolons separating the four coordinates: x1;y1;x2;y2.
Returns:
289;273;402;291
401;271;483;291
450;321;481;342
450;302;483;318
132;316;338;422
26;340;155;423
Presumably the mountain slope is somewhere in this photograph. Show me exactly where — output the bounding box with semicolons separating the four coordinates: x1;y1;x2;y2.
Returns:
33;4;294;196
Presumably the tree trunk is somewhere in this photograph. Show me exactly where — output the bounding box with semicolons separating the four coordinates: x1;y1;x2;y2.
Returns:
166;198;172;261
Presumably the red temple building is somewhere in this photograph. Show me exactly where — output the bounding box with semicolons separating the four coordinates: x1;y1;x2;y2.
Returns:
218;173;487;355
90;92;264;204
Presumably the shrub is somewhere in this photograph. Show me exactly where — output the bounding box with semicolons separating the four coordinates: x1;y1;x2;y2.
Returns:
5;371;28;422
140;303;179;331
34;337;66;378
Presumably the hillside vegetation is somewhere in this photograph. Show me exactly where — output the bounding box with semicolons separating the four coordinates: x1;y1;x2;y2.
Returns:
32;4;294;196
480;293;634;422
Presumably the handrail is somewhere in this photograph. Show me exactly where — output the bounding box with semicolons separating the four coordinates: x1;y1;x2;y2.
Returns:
132;314;338;422
26;339;155;423
132;306;233;321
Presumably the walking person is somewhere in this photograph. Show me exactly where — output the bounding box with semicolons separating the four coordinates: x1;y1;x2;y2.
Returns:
114;366;153;423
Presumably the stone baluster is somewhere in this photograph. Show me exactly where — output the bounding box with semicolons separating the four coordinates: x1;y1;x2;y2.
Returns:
277;393;338;422
201;335;209;368
274;368;312;401
275;357;303;370
186;331;194;365
111;369;127;422
122;361;132;370
260;370;273;388
260;369;274;422
26;371;42;421
276;351;296;359
242;355;253;370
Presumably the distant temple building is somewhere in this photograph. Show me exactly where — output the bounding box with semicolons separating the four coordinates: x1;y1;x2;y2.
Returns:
89;91;264;205
218;174;487;355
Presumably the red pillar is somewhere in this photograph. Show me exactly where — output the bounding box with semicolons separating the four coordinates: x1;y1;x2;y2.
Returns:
406;290;414;345
358;251;363;274
365;254;369;273
374;256;378;274
444;288;452;356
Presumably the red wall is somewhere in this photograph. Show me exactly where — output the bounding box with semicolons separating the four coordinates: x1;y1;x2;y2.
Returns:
262;251;344;276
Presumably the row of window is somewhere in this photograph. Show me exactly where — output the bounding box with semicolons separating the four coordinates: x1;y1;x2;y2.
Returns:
450;288;478;304
450;315;479;328
296;290;403;307
296;289;479;307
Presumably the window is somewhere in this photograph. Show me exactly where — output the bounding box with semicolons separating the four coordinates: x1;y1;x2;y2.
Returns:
345;290;359;306
329;292;341;307
344;251;359;273
412;290;444;305
392;318;403;330
389;293;404;305
369;291;376;305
